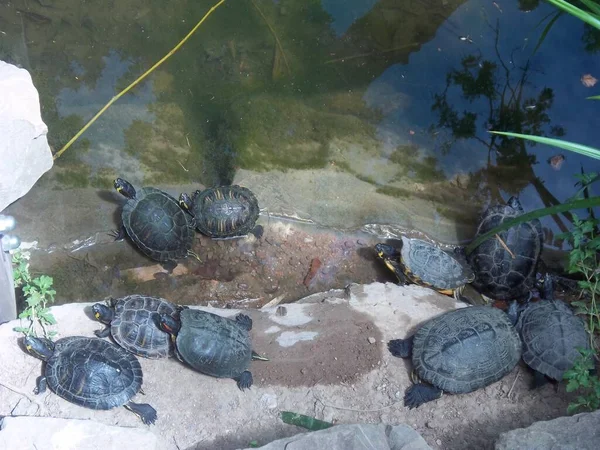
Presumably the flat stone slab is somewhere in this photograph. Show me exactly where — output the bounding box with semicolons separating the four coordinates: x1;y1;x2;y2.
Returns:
0;282;574;449
0;416;159;450
495;409;600;450
240;423;432;450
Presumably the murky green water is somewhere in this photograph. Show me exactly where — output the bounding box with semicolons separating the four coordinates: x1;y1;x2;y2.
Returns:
2;0;599;246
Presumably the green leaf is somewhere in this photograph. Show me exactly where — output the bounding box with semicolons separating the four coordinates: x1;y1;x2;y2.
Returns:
488;131;600;159
39;312;57;325
546;0;600;30
566;379;580;392
588;95;600;100
280;412;334;431
465;197;600;253
531;11;563;55
13;326;30;334
567;402;583;415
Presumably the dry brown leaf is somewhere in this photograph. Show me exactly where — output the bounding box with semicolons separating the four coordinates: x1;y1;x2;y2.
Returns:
581;74;598;87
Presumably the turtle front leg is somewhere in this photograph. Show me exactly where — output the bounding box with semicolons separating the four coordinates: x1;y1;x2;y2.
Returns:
124;401;158;425
109;226;127;241
235;370;253;390
235;313;253;331
94;326;111;338
34;376;47;395
404;383;442;408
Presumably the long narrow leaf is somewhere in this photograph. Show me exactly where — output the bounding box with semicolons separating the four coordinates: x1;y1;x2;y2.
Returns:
532;11;563;55
465;197;600;254
546;0;600;29
580;0;600;17
280;412;333;431
488;131;600;159
588;95;600;100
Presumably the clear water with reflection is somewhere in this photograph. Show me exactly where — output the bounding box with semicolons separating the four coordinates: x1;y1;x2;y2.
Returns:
2;0;599;248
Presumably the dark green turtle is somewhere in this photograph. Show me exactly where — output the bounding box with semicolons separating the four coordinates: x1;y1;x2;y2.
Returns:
92;295;182;359
113;178;196;267
179;185;260;239
156;308;266;390
376;237;474;300
388;306;521;408
509;277;590;387
23;335;157;424
468;196;543;301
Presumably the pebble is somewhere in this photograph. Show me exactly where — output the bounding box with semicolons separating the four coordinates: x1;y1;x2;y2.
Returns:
276;306;287;316
238;283;249;290
367;337;376;344
216;240;225;247
436;439;442;446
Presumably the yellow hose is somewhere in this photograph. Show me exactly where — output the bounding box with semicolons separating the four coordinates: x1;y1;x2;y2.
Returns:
53;0;227;160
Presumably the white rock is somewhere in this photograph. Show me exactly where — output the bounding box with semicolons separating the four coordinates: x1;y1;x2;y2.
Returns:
0;61;53;212
0;416;158;450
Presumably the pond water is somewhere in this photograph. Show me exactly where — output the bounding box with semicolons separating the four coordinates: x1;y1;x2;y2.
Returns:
2;0;599;248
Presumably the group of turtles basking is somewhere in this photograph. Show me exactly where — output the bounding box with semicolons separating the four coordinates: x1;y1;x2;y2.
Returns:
23;294;266;424
19;186;590;423
376;196;590;408
21;178;265;424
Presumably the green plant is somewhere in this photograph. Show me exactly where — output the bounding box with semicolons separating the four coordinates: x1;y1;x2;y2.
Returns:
564;348;600;413
12;251;57;338
560;214;600;345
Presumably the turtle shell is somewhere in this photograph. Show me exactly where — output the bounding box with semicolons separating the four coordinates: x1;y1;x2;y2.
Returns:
400;237;474;291
45;336;143;410
191;186;259;238
468;197;543;300
122;187;194;261
412;306;521;394
517;300;589;381
176;309;252;379
110;295;179;359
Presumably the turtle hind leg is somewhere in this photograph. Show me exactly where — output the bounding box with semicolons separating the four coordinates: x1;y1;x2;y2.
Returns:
235;371;253;390
161;260;177;273
124;401;157;425
251;225;264;239
404;383;442;409
388;336;413;358
235;313;253;331
531;370;549;389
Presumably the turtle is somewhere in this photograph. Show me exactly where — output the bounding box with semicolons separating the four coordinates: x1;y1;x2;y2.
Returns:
156;308;267;390
113;178;196;268
22;335;157;424
92;294;183;359
508;277;590;387
375;237;475;300
467;196;543;301
179;185;261;239
388;306;522;408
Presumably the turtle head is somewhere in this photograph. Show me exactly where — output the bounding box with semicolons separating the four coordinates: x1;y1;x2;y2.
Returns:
114;178;136;199
179;193;193;212
506;196;523;213
155;313;181;340
23;336;54;361
375;243;398;260
92;303;114;324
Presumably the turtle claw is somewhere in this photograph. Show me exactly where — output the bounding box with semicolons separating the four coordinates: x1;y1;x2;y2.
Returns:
404;383;442;409
236;371;253;391
110;227;126;241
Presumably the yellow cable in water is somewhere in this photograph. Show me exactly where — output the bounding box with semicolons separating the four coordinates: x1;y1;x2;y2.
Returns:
53;0;227;160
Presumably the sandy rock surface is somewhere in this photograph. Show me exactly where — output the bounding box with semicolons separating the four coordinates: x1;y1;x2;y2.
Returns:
0;282;577;449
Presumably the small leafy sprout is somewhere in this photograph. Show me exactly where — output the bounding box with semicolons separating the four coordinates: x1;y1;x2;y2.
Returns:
11;251;57;339
563;348;600;414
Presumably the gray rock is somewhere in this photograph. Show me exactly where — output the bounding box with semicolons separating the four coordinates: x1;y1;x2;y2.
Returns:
0;61;53;212
495;410;600;450
239;423;432;450
0;416;158;450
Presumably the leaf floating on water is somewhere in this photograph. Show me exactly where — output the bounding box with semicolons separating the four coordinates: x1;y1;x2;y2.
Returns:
280;411;334;431
581;74;598;88
548;153;565;171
